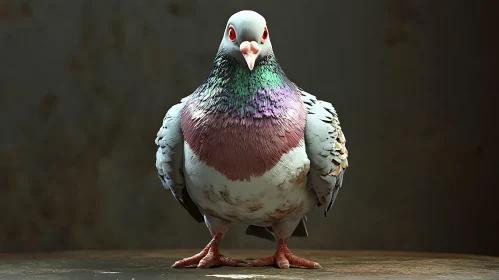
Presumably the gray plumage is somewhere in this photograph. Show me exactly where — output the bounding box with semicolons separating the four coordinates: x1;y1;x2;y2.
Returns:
155;97;203;223
155;91;349;239
301;91;349;216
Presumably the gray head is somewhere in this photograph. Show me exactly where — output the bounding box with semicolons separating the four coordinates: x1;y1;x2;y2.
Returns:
219;10;273;71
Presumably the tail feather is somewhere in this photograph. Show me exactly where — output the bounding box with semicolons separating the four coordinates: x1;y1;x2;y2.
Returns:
245;217;309;241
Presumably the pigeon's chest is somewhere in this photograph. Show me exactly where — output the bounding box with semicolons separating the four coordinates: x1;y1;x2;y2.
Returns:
181;98;307;182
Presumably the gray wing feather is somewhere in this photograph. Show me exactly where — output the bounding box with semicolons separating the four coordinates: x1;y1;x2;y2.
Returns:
155;97;204;223
301;91;349;216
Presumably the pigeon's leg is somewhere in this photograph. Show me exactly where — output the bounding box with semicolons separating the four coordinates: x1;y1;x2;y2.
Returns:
250;215;321;269
172;214;245;268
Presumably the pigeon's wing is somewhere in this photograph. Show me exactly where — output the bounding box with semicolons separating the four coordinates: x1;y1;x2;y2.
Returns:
155;97;204;223
301;91;349;216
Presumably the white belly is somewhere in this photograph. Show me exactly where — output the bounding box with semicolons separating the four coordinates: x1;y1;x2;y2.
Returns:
183;141;318;225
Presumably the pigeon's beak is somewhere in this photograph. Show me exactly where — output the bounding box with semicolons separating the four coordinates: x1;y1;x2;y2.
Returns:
240;41;260;71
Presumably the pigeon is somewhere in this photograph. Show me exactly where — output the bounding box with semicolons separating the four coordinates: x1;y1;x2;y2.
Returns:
155;10;349;269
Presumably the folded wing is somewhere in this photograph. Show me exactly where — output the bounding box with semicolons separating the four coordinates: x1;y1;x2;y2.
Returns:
301;91;349;216
155;97;204;223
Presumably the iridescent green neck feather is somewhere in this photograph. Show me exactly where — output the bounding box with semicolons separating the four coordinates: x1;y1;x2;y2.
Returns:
193;51;300;118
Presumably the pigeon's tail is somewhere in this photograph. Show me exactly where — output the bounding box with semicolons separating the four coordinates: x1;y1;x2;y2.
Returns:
245;217;309;241
245;225;276;241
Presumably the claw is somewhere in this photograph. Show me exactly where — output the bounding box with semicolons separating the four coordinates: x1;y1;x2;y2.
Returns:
250;238;321;269
171;233;244;269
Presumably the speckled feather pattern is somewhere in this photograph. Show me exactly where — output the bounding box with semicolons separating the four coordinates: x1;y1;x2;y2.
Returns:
301;91;349;215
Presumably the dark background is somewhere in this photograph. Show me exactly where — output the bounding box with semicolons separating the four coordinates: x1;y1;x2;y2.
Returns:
1;0;498;257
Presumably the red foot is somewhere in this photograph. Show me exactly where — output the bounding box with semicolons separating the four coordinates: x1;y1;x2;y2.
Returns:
250;238;322;269
172;233;245;268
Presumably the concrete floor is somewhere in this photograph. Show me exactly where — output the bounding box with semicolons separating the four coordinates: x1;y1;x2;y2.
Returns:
0;250;498;279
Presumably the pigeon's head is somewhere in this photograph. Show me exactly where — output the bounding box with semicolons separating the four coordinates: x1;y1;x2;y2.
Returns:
220;10;273;71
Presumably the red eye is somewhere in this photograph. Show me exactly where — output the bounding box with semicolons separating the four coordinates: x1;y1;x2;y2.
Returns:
228;25;236;41
262;27;268;41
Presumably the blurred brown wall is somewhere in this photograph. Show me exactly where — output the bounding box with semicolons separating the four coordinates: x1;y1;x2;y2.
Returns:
1;0;498;256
